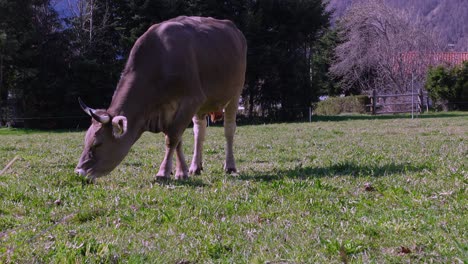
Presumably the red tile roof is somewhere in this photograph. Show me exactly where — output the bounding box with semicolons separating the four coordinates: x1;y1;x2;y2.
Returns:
401;52;468;67
431;52;468;65
396;52;468;74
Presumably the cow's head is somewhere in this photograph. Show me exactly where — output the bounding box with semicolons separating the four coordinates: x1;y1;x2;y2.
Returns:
75;98;132;181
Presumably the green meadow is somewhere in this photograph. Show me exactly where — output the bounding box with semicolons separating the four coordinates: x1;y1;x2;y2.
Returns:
0;113;466;263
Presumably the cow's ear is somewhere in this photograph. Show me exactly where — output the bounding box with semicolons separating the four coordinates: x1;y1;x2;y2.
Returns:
112;116;128;138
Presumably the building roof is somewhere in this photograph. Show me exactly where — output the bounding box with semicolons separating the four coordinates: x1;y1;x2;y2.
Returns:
431;52;468;65
395;52;468;75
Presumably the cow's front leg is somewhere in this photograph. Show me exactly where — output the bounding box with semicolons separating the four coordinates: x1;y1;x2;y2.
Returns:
189;114;207;175
156;98;201;180
156;134;180;179
175;140;189;180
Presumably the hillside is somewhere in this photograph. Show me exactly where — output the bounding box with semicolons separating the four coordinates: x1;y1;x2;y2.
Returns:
327;0;468;51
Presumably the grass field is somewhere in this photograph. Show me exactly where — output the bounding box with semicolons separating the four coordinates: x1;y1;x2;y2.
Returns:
0;112;466;263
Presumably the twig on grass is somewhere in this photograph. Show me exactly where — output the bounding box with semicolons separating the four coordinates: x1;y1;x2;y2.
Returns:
27;212;78;243
0;155;20;175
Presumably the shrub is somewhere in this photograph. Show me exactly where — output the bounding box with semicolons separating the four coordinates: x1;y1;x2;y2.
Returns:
314;95;368;115
425;61;468;111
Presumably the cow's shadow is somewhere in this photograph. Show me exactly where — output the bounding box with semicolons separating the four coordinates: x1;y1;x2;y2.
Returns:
236;161;428;182
138;161;428;187
150;177;209;188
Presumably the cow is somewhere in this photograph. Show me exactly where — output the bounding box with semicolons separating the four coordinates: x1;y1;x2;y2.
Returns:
75;16;247;181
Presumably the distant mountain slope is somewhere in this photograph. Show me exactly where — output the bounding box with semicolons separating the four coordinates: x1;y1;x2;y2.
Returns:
327;0;468;51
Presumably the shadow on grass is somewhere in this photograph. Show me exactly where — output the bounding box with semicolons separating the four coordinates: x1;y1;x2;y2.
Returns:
238;161;428;182
149;177;209;188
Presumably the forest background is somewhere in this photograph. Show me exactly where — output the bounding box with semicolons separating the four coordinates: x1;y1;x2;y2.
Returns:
0;0;466;128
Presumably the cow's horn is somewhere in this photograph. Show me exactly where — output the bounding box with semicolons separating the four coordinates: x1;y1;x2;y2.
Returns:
78;97;110;124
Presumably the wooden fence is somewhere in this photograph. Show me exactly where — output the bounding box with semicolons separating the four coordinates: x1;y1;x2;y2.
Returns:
368;89;430;115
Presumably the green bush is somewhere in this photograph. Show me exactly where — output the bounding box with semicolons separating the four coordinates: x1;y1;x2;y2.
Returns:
314;95;368;115
425;61;468;111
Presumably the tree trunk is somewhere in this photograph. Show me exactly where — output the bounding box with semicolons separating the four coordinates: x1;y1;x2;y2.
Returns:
89;0;93;43
248;88;254;117
0;53;3;126
0;53;3;97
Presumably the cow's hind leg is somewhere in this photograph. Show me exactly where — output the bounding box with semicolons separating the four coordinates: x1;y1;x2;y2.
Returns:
175;140;189;180
224;96;239;173
189;114;207;175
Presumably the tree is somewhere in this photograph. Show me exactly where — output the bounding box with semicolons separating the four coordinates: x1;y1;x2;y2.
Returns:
330;0;442;95
64;0;123;108
241;0;330;119
311;28;340;96
0;0;70;126
1;0;333;127
327;0;468;51
0;0;34;124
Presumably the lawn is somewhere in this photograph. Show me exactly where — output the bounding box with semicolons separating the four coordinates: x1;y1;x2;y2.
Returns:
0;112;466;263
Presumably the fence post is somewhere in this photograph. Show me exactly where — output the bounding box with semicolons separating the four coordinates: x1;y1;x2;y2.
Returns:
418;89;423;113
426;93;430;112
309;107;312;122
372;89;377;115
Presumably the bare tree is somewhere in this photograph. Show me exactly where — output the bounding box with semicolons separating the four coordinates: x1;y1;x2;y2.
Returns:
330;0;443;95
328;0;468;51
67;0;111;56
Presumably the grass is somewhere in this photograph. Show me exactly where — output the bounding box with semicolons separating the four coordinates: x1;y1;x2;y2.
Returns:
0;112;466;263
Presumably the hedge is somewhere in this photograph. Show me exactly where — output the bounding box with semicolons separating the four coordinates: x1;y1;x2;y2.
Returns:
314;95;369;115
425;61;468;111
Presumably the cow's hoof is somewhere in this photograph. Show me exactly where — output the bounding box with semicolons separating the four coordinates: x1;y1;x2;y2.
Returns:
175;172;189;180
224;167;237;174
189;166;203;175
154;175;170;182
156;168;171;179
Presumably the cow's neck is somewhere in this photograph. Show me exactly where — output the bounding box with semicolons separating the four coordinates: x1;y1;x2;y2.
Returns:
107;74;148;137
107;71;171;135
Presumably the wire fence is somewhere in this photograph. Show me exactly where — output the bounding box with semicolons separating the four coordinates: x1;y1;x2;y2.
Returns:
1;115;90;130
1;107;317;129
1;102;467;130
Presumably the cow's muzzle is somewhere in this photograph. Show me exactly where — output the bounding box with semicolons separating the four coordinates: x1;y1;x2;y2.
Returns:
75;168;98;184
75;168;86;176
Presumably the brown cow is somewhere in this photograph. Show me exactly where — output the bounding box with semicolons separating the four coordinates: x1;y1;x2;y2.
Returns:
75;16;247;181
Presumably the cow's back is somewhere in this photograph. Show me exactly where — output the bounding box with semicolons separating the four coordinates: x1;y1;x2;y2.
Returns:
110;17;246;117
141;17;245;109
